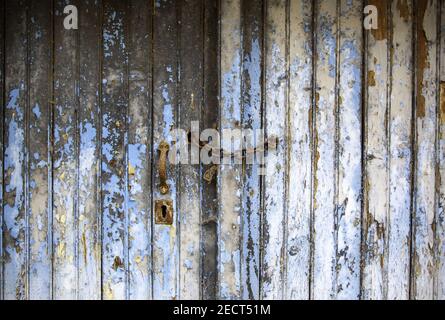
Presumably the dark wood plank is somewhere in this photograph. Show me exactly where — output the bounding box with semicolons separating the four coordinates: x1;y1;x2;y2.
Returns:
101;0;129;300
3;0;28;300
127;0;152;300
53;0;79;299
28;0;52;299
201;0;219;300
0;0;5;301
178;0;203;299
152;0;179;300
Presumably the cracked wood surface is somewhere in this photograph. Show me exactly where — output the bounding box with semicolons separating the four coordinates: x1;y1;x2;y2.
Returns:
1;0;444;300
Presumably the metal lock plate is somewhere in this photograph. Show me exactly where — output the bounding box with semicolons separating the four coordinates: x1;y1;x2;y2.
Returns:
155;200;173;225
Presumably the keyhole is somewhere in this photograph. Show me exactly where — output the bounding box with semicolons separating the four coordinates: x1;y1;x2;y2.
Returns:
155;200;173;225
161;205;167;220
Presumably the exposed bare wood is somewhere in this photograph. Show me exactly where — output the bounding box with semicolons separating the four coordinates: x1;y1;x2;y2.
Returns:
312;0;338;300
101;0;128;300
0;0;4;300
53;0;78;299
218;0;242;300
152;0;179;300
241;0;263;300
336;0;363;299
201;0;219;300
261;0;287;300
363;0;390;300
286;0;312;300
178;0;202;300
437;0;445;300
388;0;413;300
412;0;438;300
3;0;27;300
77;0;101;300
127;0;152;300
0;0;442;301
28;0;52;300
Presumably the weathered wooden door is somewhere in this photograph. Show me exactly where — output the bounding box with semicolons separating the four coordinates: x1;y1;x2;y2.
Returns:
1;0;445;300
0;0;222;300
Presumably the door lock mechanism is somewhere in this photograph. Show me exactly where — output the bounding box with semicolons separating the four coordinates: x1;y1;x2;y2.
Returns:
156;141;173;225
155;200;173;225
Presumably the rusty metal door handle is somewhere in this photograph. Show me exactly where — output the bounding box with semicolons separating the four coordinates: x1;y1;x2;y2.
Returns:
158;141;169;194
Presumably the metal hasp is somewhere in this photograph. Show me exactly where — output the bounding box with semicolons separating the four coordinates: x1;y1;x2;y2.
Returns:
158;141;170;194
155;200;174;225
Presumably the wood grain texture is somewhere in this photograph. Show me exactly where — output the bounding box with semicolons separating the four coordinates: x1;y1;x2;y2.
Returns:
152;0;179;300
0;0;4;300
0;0;443;301
312;0;338;300
412;0;438;300
241;0;262;300
363;0;390;300
201;0;219;300
53;0;78;299
286;0;312;300
261;0;287;300
28;0;52;300
178;0;202;300
127;0;152;300
3;0;27;300
218;0;242;300
101;0;128;300
388;0;413;300
200;1;219;299
77;0;101;300
437;0;445;300
336;0;363;299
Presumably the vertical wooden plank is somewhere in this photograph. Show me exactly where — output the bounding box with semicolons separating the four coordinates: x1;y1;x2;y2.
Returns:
127;0;152;300
261;0;287;300
201;0;219;300
312;0;338;300
101;0;128;300
53;0;78;299
362;0;390;300
0;0;5;301
412;0;438;300
388;0;413;300
78;0;101;300
240;0;262;300
286;0;312;300
28;0;52;300
219;0;242;300
178;0;202;300
336;0;363;299
437;0;445;300
152;0;179;300
3;0;28;300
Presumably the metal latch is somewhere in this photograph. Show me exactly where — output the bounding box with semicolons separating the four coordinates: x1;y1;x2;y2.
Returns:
158;141;169;195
